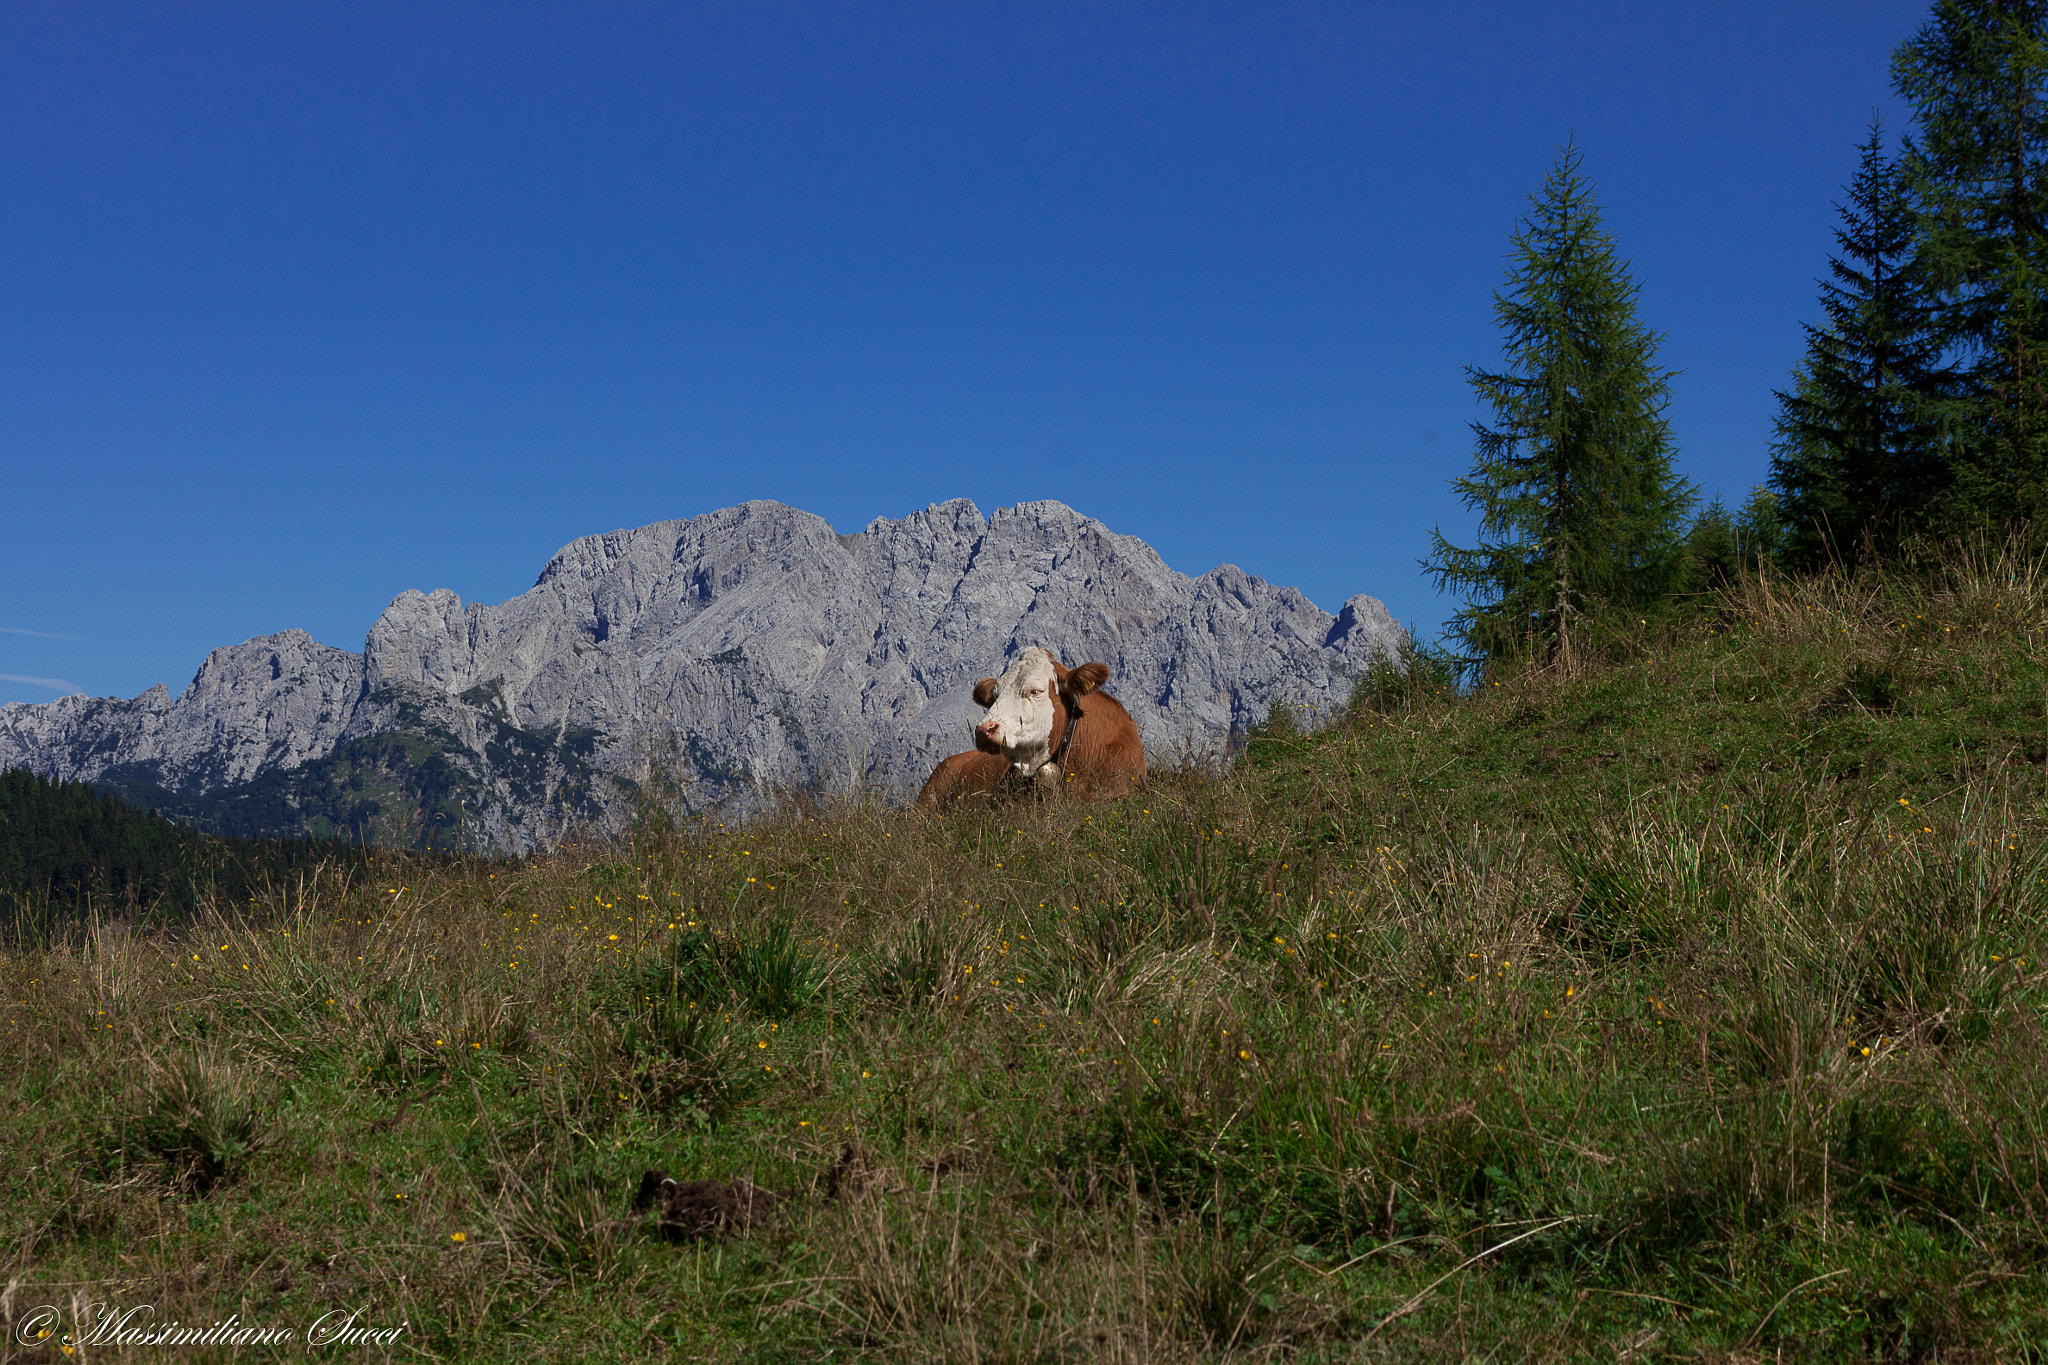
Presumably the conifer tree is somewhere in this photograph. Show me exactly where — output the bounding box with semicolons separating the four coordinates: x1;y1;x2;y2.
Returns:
1685;496;1741;589
1683;487;1786;590
1736;485;1784;567
1769;121;1951;567
1426;143;1692;668
1894;0;2048;524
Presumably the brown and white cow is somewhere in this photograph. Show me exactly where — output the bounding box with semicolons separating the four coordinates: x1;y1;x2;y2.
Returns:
917;647;1146;803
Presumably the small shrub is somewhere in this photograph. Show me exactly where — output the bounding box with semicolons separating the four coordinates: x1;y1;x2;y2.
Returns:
1348;637;1465;716
1244;701;1303;763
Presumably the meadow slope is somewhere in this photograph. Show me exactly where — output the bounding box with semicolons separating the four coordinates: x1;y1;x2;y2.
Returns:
5;551;2046;1362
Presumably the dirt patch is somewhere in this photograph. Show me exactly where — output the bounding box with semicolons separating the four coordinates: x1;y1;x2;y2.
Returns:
632;1169;781;1240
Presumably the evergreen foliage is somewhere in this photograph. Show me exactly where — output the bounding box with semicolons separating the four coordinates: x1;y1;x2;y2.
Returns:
1736;484;1785;566
0;767;389;931
1894;0;2048;525
1426;143;1692;668
1684;497;1742;589
1683;488;1783;590
1770;122;1952;566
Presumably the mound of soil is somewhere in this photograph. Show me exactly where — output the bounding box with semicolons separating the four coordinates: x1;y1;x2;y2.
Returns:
632;1169;781;1240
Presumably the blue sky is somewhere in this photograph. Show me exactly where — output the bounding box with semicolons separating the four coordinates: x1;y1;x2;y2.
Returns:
3;0;1927;706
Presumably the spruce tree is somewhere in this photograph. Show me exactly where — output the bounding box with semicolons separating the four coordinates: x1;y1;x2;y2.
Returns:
1894;0;2048;524
1769;121;1951;567
1736;485;1784;567
1685;496;1741;589
1426;143;1692;668
1683;487;1785;590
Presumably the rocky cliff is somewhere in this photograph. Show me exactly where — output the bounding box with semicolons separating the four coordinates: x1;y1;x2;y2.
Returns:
0;499;1405;848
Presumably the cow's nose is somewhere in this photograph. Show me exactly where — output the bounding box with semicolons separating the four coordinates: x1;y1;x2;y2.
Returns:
976;720;999;741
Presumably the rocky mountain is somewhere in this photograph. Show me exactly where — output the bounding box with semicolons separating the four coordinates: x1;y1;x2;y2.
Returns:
0;500;1405;849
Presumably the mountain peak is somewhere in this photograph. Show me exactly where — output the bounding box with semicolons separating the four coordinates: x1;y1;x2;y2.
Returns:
0;500;1405;849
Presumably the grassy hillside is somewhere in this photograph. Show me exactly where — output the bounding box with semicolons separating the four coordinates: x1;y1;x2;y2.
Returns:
4;548;2046;1361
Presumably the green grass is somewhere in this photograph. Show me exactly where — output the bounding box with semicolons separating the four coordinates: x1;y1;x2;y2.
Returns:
5;545;2048;1360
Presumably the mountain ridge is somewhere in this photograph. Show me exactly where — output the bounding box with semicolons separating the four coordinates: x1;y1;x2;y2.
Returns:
0;499;1405;848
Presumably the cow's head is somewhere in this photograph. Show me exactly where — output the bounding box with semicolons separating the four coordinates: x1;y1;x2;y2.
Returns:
970;647;1110;777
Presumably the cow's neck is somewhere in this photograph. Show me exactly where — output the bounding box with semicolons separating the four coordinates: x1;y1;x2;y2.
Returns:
1009;695;1083;782
1049;695;1084;766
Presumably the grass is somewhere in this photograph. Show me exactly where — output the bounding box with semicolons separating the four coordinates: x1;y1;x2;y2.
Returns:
4;543;2048;1361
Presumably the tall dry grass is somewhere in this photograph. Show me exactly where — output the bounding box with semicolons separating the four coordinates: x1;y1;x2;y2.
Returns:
5;546;2048;1357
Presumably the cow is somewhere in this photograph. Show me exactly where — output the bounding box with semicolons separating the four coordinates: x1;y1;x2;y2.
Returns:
917;646;1146;803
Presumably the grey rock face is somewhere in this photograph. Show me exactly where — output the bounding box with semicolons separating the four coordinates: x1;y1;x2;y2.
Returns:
0;500;1406;847
0;631;365;791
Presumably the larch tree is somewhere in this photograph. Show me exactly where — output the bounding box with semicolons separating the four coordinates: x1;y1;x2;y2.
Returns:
1426;142;1692;669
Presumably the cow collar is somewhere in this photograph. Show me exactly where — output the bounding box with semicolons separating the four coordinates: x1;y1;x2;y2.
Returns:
1009;695;1084;786
1049;696;1084;768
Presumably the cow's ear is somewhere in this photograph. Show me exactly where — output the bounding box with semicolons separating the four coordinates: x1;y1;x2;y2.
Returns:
1067;662;1109;695
971;678;998;708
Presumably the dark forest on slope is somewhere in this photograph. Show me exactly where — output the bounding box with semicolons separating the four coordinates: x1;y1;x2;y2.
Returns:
0;767;422;931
